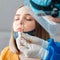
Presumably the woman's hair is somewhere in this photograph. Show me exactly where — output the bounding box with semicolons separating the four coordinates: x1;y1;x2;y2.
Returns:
9;28;20;54
9;6;50;54
35;20;50;40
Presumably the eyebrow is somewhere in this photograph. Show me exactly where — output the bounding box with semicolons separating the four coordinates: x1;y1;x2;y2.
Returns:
25;14;30;16
16;14;31;16
24;14;32;18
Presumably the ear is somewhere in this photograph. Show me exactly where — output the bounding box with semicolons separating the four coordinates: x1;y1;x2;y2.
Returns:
9;36;19;54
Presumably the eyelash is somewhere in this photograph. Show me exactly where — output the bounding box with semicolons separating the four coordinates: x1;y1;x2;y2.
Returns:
26;19;32;21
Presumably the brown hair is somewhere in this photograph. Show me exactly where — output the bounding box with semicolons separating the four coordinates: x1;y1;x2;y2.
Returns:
34;21;50;40
9;28;20;54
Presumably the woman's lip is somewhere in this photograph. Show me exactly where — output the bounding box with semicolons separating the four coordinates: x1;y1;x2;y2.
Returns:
16;28;23;31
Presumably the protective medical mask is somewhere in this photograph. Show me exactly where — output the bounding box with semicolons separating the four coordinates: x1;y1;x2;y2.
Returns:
21;5;57;36
14;29;35;39
23;0;60;37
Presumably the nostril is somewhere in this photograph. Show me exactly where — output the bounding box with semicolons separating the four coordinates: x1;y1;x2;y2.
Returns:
19;21;23;25
20;22;23;25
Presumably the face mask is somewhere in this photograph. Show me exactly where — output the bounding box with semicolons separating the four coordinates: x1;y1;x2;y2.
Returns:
14;29;35;39
14;32;18;39
24;29;35;36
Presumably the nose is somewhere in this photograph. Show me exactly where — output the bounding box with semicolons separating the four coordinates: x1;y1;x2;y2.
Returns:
19;17;24;25
19;21;23;25
18;17;24;29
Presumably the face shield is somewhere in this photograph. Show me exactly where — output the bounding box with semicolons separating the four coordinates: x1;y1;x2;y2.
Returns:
23;1;58;36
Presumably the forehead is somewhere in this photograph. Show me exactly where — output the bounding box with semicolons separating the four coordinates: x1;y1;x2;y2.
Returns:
16;7;30;15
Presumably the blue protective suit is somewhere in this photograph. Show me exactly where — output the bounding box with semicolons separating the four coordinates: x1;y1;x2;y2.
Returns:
45;38;60;60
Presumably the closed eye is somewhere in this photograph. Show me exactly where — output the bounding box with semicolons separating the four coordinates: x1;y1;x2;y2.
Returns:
14;14;20;21
26;19;33;21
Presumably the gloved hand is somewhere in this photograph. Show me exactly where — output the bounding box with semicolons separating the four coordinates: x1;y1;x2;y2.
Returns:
16;32;22;50
22;33;49;49
16;33;49;59
19;38;48;59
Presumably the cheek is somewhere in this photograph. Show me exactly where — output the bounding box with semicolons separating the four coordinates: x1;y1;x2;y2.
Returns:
13;22;18;31
24;21;35;32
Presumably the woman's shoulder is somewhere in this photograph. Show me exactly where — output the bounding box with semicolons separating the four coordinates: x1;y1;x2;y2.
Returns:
0;46;19;60
0;46;9;56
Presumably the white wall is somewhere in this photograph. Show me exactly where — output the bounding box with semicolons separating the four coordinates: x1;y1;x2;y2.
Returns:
0;0;24;31
0;0;24;51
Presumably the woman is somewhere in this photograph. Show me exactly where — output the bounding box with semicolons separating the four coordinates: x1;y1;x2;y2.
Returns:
0;0;60;59
0;5;51;60
1;3;60;60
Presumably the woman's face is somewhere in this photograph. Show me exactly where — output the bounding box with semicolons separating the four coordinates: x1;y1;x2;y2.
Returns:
13;7;35;32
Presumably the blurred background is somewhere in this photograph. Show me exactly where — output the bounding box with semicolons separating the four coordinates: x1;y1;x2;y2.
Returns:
0;0;24;52
0;0;60;52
